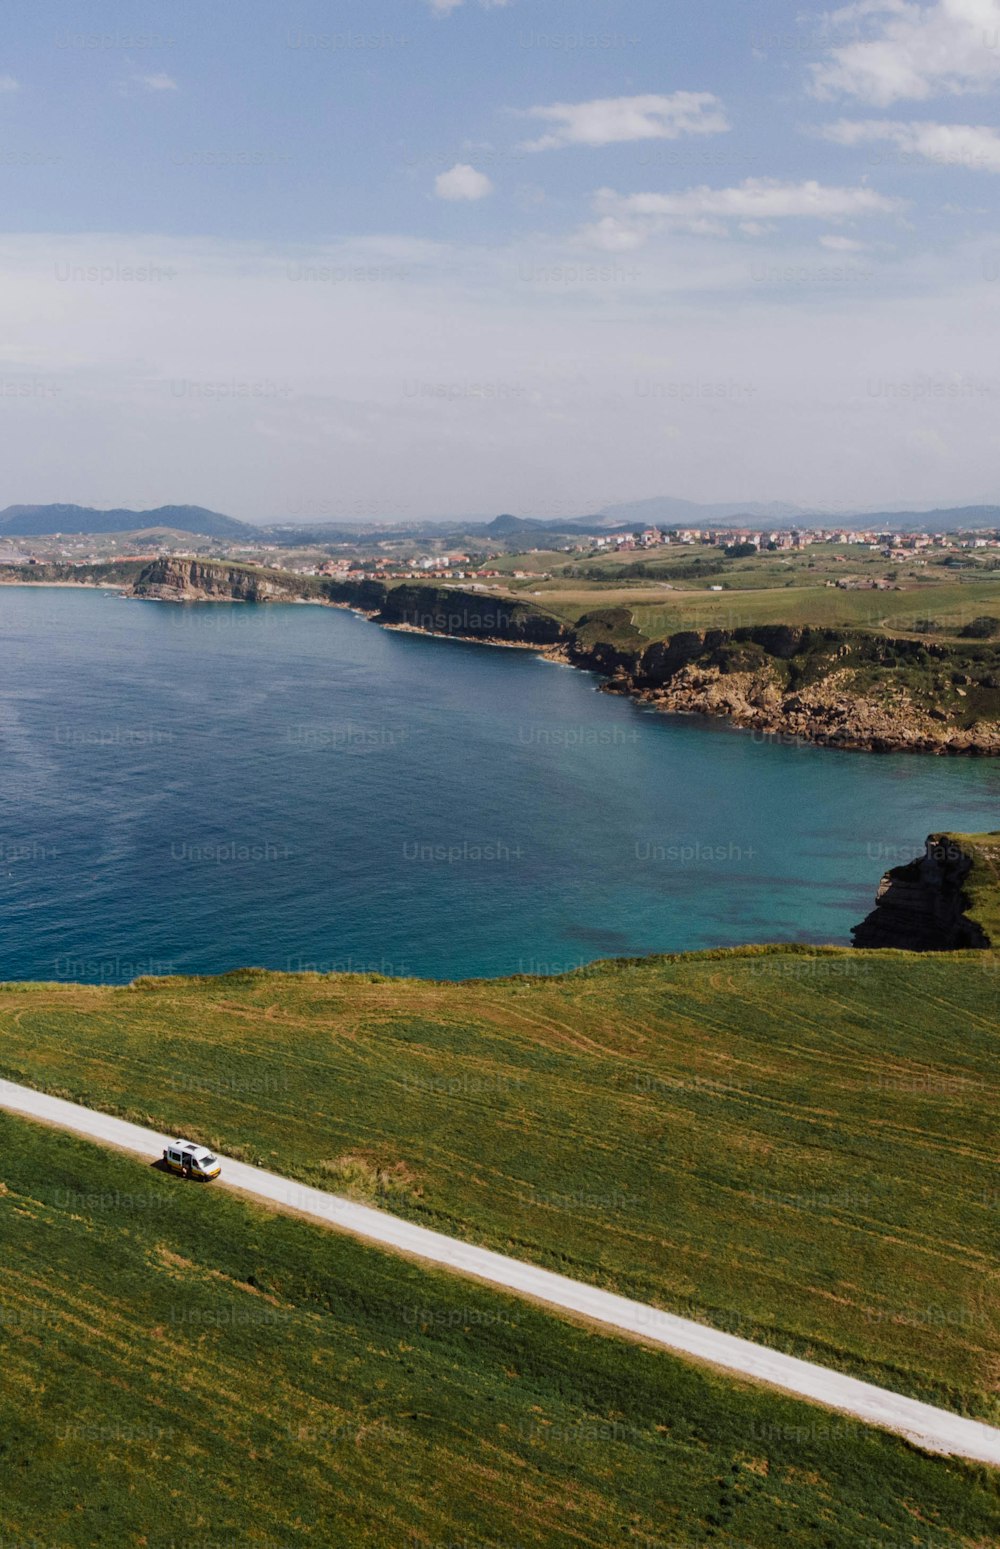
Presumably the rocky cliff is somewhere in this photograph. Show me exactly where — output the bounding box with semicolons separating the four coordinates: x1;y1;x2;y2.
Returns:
852;835;993;950
131;556;312;604
613;627;1000;755
129;558;571;647
324;579;570;646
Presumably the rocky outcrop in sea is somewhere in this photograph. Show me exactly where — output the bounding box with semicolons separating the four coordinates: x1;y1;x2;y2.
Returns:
852;835;991;950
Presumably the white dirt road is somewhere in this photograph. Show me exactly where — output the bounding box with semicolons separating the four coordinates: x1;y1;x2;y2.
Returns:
2;1075;998;1466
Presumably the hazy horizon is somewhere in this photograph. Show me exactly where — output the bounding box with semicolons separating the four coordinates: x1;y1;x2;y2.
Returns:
5;493;1000;530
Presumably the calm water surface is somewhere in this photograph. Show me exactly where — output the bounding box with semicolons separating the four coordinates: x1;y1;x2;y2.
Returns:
0;586;997;982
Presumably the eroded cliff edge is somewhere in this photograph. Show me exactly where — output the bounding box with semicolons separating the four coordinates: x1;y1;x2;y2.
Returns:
852;833;999;950
129;556;309;604
596;625;1000;755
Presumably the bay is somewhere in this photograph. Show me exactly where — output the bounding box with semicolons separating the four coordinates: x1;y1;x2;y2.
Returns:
0;586;996;983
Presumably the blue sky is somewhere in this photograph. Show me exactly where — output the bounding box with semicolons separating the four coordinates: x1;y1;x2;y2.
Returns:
1;0;999;519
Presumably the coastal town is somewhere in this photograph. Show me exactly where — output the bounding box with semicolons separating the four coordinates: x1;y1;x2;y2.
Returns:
3;517;1000;586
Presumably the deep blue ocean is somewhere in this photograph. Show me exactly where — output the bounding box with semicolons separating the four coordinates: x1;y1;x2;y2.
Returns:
0;586;997;983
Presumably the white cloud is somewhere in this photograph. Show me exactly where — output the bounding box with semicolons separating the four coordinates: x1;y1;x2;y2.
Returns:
428;0;512;12
821;115;1000;167
0;74;19;93
577;216;648;251
683;217;731;237
593;178;902;240
820;1;911;26
811;0;1000;105
136;72;178;91
819;233;869;248
434;163;494;200
518;92;729;151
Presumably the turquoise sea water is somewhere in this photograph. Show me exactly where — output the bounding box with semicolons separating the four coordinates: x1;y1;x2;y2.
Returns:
0;586;997;983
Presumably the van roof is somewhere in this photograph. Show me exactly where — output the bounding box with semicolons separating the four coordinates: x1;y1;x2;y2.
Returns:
170;1139;213;1156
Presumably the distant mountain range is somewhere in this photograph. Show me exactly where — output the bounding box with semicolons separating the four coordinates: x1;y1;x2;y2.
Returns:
0;504;256;539
848;505;1000;531
481;503;1000;536
1;499;998;543
596;497;807;527
485;513;611;537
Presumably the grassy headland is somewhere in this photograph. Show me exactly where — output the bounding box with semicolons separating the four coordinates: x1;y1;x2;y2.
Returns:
0;558;151;587
853;832;1000;950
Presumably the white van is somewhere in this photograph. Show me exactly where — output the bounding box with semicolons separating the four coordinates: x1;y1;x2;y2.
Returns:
162;1138;221;1181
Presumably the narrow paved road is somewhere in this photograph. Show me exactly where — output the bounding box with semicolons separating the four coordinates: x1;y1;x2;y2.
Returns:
3;1075;998;1466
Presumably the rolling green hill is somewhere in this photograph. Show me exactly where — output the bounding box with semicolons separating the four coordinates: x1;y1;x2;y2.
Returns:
0;503;257;539
2;944;998;1422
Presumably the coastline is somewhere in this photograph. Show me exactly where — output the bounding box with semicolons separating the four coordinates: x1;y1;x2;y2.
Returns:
381;619;549;651
0;578;123;590
613;680;1000;757
6;561;1000;756
122;582;1000;755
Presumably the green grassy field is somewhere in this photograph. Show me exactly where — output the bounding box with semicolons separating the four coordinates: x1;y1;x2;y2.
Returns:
491;544;1000;643
540;577;1000;641
2;1112;999;1549
2;947;999;1423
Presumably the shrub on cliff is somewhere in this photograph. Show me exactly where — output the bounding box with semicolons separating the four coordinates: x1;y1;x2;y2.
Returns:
959;615;1000;639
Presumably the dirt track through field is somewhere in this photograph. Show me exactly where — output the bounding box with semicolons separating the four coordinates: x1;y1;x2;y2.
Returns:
2;1074;998;1467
